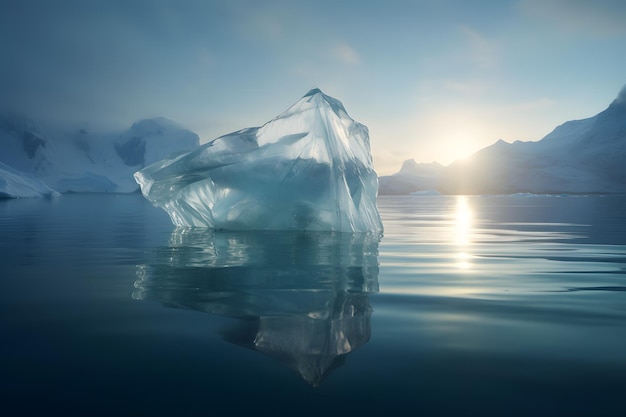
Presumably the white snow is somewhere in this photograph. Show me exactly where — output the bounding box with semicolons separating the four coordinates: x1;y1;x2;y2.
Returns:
0;162;60;198
135;88;383;232
0;115;199;194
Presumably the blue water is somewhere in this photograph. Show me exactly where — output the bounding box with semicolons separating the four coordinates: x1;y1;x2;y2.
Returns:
1;194;625;416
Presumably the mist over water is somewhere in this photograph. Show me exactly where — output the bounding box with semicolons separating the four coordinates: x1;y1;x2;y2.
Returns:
1;194;625;416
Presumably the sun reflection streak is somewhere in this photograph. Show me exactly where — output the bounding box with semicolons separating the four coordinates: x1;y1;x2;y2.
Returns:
454;196;473;270
455;252;471;270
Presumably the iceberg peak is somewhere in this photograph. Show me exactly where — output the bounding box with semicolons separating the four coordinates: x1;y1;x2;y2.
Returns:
277;87;352;120
304;87;324;97
273;88;351;123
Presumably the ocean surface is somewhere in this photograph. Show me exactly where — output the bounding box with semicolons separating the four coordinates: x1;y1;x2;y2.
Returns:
1;194;625;416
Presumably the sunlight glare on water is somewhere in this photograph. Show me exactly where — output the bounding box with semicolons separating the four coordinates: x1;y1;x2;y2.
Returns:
376;195;626;299
0;193;625;416
453;196;473;270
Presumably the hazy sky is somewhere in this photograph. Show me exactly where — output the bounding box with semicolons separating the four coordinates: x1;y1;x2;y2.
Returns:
2;0;625;174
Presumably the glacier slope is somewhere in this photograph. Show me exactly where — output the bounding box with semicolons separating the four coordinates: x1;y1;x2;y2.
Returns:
0;162;60;199
0;115;199;194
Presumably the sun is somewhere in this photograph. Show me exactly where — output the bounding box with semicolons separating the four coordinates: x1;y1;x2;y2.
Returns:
413;107;487;166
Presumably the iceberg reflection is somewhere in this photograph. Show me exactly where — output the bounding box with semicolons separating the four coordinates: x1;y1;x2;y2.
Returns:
133;228;380;386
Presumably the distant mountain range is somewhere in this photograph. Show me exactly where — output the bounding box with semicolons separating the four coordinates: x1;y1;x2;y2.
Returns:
0;115;198;197
3;86;625;198
379;86;626;195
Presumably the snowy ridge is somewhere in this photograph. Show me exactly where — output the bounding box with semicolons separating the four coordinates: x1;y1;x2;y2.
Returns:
0;115;199;197
378;160;444;195
380;85;626;195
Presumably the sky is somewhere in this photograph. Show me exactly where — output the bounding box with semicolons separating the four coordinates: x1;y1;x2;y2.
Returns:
1;0;625;174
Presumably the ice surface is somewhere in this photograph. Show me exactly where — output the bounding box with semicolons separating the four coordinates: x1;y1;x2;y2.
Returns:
135;89;383;232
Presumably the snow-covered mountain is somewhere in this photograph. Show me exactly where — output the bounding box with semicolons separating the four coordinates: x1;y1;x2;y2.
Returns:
378;160;443;195
381;85;626;195
0;115;199;197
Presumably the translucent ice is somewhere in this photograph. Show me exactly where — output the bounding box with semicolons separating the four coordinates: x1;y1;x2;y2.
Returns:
134;89;383;232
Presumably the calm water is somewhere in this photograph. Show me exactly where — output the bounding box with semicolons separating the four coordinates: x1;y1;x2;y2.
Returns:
1;194;625;416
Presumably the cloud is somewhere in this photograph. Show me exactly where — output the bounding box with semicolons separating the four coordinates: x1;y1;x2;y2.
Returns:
500;97;557;112
517;0;626;36
331;42;360;65
229;1;292;42
459;26;499;68
239;10;284;41
0;1;226;126
442;80;490;94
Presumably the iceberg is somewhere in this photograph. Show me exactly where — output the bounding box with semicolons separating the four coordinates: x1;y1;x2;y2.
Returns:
134;89;383;232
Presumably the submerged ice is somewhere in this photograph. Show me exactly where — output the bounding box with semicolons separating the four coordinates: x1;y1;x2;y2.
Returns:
134;89;383;232
133;228;379;386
